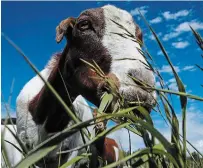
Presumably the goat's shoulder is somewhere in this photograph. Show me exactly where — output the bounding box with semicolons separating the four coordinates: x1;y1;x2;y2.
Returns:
16;68;52;117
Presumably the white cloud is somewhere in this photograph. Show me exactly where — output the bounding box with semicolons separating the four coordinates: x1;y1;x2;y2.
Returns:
162;10;190;20
182;65;196;71
159;65;181;74
176;20;203;32
158;64;196;75
130;6;148;16
163;20;203;41
163;32;180;41
172;41;190;49
150;16;162;24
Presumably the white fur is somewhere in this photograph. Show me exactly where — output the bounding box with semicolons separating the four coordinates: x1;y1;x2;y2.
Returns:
113;146;119;161
102;5;156;101
1;125;23;167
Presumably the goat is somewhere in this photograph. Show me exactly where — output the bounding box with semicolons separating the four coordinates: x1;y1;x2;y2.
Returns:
16;4;156;167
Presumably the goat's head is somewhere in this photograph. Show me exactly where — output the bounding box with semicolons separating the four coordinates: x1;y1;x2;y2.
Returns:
56;5;156;108
29;5;156;132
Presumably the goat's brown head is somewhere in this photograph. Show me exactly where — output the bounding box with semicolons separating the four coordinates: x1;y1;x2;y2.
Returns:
29;5;156;132
56;5;155;106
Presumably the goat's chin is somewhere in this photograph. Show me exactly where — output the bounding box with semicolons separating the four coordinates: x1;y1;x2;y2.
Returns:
119;86;156;110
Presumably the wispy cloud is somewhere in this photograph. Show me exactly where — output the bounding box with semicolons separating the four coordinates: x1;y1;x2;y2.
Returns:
150;16;162;24
159;65;196;75
182;65;196;71
159;65;181;74
163;20;203;41
162;10;190;20
130;6;148;16
172;41;190;49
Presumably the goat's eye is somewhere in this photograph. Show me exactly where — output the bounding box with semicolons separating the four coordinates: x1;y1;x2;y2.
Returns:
77;20;90;31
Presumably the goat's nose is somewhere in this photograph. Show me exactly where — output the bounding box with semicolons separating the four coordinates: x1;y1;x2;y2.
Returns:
128;69;139;78
128;69;144;86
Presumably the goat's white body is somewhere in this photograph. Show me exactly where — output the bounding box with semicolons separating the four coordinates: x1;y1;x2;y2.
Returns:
1;125;23;167
15;62;94;168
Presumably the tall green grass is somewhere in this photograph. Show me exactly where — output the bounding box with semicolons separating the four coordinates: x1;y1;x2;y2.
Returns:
1;13;203;168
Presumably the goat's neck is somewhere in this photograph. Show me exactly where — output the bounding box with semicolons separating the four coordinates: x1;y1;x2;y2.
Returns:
31;46;78;133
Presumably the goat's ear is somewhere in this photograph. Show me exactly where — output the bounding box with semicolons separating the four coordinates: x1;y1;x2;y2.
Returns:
56;17;76;43
135;24;143;46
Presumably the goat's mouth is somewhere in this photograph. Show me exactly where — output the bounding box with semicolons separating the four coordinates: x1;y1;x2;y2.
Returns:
96;72;121;98
119;85;156;109
95;72;156;112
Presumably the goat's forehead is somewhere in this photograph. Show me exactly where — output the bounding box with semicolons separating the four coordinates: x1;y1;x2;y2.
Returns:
102;5;134;23
79;5;136;34
102;5;136;34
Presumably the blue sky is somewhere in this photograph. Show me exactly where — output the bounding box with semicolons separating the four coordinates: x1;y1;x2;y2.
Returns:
2;1;203;152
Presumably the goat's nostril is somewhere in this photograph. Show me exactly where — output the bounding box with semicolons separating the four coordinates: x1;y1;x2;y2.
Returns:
128;70;143;86
128;72;133;77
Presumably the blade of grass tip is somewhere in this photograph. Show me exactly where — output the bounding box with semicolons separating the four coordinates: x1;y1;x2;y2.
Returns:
92;60;105;76
195;64;203;71
98;92;113;113
190;25;203;50
8;78;15;109
57;143;62;168
127;129;132;165
1;94;16;132
5;79;17;133
139;11;188;165
80;58;104;77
